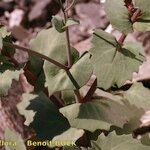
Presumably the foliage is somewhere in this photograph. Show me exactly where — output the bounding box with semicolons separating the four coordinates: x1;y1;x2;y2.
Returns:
0;0;150;149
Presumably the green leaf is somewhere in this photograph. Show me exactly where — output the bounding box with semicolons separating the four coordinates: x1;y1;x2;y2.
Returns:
90;29;144;90
30;28;93;95
105;0;133;34
60;98;134;132
4;128;26;150
0;69;23;96
133;22;150;32
133;0;150;31
52;16;65;33
91;131;150;150
17;92;71;140
63;18;79;29
133;0;150;20
44;52;93;95
110;83;150;134
124;82;150;111
51;128;84;146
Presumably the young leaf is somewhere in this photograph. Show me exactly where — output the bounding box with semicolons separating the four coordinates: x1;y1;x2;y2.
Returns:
0;69;23;96
17;92;70;140
63;18;79;29
4;128;26;150
52;16;65;33
105;0;133;34
91;131;150;150
90;29;144;90
60;98;135;132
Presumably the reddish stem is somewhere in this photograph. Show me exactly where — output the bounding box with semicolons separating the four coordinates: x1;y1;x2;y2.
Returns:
118;33;127;45
118;1;141;45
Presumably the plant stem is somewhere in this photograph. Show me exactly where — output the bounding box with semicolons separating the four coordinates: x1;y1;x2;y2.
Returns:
3;42;69;70
118;33;127;45
65;0;76;12
60;0;73;68
118;3;141;45
131;9;141;23
66;70;83;103
59;0;83;103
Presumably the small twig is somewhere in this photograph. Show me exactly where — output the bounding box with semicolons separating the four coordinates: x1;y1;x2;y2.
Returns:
118;33;127;45
65;0;76;12
3;42;69;71
131;9;141;23
59;0;73;68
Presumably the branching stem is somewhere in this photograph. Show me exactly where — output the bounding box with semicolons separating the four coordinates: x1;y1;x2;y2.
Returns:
59;0;82;103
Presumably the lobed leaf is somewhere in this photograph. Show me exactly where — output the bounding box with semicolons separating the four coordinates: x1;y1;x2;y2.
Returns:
105;0;133;34
90;29;144;90
91;131;150;150
60;98;136;132
124;82;150;111
0;26;11;38
30;27;93;95
17;92;82;141
52;16;65;33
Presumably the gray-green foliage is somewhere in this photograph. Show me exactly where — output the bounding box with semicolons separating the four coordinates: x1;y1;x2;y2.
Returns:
90;29;144;90
30;27;93;95
1;0;150;149
105;0;133;34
